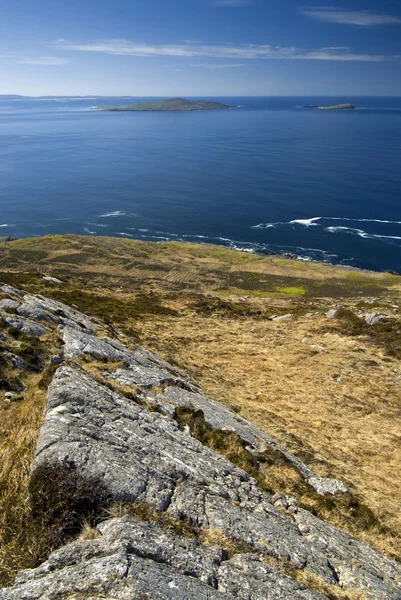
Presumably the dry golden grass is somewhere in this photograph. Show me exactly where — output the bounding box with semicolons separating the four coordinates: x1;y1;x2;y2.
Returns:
0;373;48;586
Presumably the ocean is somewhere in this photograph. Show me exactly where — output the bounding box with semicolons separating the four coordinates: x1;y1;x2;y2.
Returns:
0;95;400;272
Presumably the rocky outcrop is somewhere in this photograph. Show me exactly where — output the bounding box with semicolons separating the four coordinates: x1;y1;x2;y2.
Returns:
1;284;401;599
0;518;326;600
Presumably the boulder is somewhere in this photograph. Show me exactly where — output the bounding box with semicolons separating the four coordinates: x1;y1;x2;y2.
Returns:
0;299;21;311
2;315;49;338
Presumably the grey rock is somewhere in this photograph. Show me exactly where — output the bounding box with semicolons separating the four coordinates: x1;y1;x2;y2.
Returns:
271;314;293;321
4;392;13;399
325;308;339;319
294;508;401;598
18;294;97;331
3;352;28;371
42;275;63;283
50;354;63;365
307;477;348;496
0;285;25;298
108;365;177;390
217;554;327;599
2;315;49;338
0;518;229;600
0;299;21;311
62;327;124;360
363;312;387;326
17;301;60;324
0;331;5;342
336;564;401;600
31;366;337;583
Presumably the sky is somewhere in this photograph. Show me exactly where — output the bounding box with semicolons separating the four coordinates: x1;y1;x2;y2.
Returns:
1;0;401;96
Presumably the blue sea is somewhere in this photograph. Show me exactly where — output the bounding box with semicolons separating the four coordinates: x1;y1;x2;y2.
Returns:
0;95;401;272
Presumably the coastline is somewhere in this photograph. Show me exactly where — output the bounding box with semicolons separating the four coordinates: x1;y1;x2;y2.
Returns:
1;233;399;278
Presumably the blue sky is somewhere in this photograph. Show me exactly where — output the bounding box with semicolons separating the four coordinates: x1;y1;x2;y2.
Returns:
1;0;401;96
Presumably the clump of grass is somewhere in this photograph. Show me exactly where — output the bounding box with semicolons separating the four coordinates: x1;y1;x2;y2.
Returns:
281;563;367;600
28;460;112;551
38;364;59;389
175;407;261;481
107;500;196;539
77;518;101;541
199;527;253;556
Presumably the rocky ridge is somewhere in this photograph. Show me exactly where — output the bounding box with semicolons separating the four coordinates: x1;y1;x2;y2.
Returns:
0;284;400;599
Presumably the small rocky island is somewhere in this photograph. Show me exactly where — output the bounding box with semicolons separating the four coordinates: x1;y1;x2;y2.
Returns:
96;97;231;112
304;103;356;111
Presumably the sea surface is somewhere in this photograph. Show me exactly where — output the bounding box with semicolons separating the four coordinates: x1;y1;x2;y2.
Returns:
0;95;401;272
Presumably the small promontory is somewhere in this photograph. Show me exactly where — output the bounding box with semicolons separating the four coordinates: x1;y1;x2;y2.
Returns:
96;97;231;112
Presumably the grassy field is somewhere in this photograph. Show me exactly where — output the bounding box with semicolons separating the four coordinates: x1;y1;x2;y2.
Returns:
1;234;400;584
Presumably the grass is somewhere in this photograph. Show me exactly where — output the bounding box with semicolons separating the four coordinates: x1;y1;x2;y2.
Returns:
276;286;306;295
0;374;48;587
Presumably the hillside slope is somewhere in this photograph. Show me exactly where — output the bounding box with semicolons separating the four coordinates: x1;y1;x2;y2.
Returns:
0;282;400;599
0;235;400;598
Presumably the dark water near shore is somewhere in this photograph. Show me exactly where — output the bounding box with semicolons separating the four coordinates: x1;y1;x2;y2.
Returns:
0;95;401;272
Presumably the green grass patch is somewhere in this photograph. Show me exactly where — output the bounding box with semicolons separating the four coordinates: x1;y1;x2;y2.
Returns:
276;286;306;296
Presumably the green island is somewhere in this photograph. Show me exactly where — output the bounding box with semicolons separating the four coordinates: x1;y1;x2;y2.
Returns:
304;103;356;110
95;97;231;112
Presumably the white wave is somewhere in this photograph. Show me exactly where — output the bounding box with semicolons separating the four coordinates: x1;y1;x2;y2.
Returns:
326;226;365;235
231;246;255;253
325;226;401;243
155;230;179;237
326;216;401;225
289;217;321;226
117;232;133;237
84;227;96;235
251;218;322;229
87;222;107;228
362;233;401;241
251;222;283;229
98;210;127;217
253;215;401;232
0;223;8;227
182;234;207;239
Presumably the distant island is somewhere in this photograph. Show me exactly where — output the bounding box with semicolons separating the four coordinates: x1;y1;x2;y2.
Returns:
304;103;356;111
95;97;231;112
